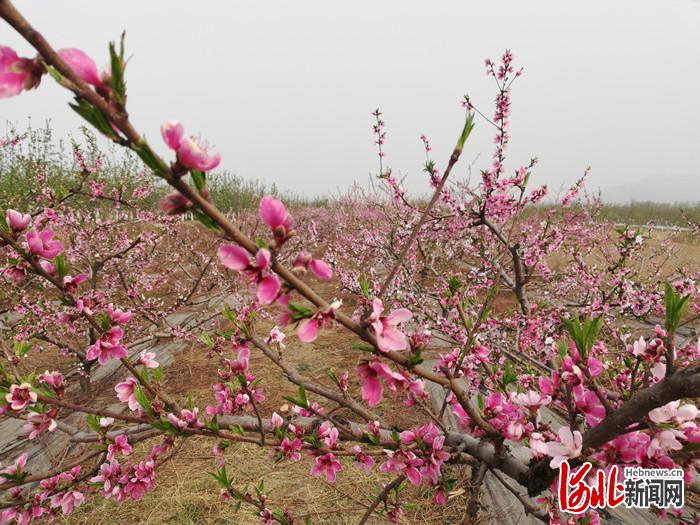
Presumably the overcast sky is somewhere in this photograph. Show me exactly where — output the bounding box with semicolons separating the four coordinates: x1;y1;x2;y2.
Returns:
2;0;699;201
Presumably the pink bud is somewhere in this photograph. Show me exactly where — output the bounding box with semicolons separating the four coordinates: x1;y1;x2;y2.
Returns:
0;46;43;98
259;196;288;230
309;259;332;280
57;48;101;86
5;209;31;232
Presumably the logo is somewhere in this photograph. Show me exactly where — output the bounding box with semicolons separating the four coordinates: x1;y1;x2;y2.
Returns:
558;461;684;513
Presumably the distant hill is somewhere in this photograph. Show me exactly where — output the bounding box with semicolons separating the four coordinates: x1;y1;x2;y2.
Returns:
600;174;700;204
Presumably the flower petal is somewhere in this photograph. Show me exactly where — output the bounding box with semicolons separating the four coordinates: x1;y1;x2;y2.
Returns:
259;195;288;230
160;120;185;151
257;274;280;304
217;244;250;271
297;318;320;343
309;259;333;280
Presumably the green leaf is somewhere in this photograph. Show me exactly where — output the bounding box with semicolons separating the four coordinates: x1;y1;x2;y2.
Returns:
54;253;69;280
86;413;102;433
0;211;8;233
297;384;308;407
501;362;518;386
108;33;126;105
191;170;206;192
557;339;568;359
131;140;168;175
209;466;231;489
198;333;214;348
152;366;164;383
133;385;153;415
191;209;219;231
408;347;423;367
44;63;64;83
221;304;237;322
664;283;689;333
326;368;339;386
358;274;370;299
69;97;119;141
229;424;245;435
454;111;476;155
13;340;31;358
560;313;602;358
283;385;309;409
150;419;180;435
352;342;376;353
96;312;112;332
288;301;314;321
447;276;462;295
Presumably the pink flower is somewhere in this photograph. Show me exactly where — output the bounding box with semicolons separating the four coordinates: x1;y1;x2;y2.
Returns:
0;46;42;98
433;489;446;505
0;453;28;481
50;490;85;515
529;432;549;457
539;371;559;396
380;449;423;486
357;360;406;407
545;426;583;468
269;412;284;430
159;191;192;215
217;244;281;304
586;356;604;378
87;326;128;365
225;343;250;375
167;408;203;431
107;304;132;324
420;435;450;485
57;48;102;86
124;459;156;500
160;120;221;171
572;385;606;426
277;436;302;462
292;251;332;279
63;273;87;294
259;195;293;245
352;445;375;473
513;390;551;412
107;434;133;461
267;326;286;348
649;430;685;456
297;300;341;342
5;383;37;411
37;371;64;393
26;229;64;258
23;410;57;439
649;401;699;424
218;244;250;271
318;421;339;449
310;453;342;482
115;377;140;411
136;351;159;369
5;209;31;232
2;265;26;283
368;298;412;352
